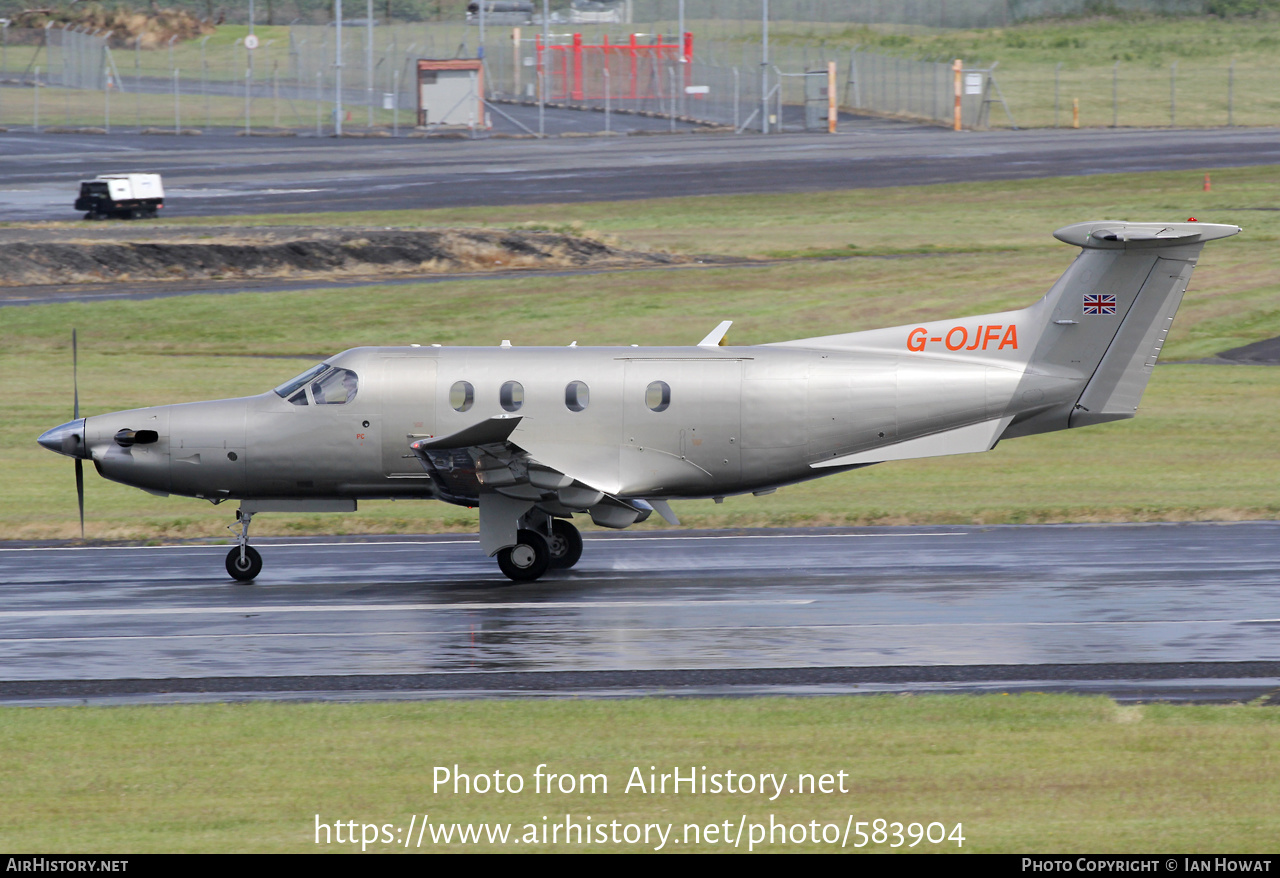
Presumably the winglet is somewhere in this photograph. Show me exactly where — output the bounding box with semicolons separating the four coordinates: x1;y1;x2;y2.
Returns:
698;320;733;347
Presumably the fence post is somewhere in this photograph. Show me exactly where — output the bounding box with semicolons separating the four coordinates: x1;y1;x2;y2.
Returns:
669;65;676;132
104;64;110;132
273;62;280;128
174;68;180;133
135;36;141;129
603;66;611;133
33;66;39;132
245;66;252;135
316;69;322;136
760;0;769;134
366;0;374;128
201;36;210;130
1227;60;1234;127
827;59;836;133
952;58;961;131
1170;60;1177;127
1112;60;1118;127
393;67;399;136
1054;62;1061;127
733;66;739;132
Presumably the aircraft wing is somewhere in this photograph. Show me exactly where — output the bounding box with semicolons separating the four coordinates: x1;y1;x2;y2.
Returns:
409;418;656;531
410;414;522;450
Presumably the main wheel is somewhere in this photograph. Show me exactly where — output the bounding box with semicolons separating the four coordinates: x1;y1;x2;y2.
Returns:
225;545;263;581
496;529;550;582
547;519;583;569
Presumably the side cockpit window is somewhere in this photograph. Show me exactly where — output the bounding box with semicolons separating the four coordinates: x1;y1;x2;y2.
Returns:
274;364;358;406
311;367;358;405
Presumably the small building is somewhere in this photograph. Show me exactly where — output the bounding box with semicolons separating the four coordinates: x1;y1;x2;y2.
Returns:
417;59;486;128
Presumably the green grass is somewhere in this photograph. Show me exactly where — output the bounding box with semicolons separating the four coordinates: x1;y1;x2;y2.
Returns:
1;695;1277;852
4;166;1278;540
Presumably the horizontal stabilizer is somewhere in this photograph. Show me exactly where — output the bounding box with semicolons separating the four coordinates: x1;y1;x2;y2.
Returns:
812;417;1013;468
1054;221;1240;249
411;415;522;452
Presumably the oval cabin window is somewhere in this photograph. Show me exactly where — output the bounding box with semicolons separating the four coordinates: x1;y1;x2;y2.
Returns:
500;380;524;412
645;380;671;413
450;380;474;412
565;380;589;412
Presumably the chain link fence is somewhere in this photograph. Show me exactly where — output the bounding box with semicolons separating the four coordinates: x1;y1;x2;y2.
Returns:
0;8;1276;134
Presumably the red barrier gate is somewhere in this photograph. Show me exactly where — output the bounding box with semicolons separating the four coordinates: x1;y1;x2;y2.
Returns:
536;32;692;102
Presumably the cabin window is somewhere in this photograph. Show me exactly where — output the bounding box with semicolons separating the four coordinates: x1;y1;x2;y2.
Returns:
565;380;589;412
450;380;475;412
500;380;524;412
645;380;671;412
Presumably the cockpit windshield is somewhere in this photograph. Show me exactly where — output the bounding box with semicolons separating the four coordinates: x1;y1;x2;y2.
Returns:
273;364;359;406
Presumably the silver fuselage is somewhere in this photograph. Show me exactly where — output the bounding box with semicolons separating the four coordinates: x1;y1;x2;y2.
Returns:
77;341;1038;503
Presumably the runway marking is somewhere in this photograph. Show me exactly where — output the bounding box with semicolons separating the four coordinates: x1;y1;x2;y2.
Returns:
4;617;1279;644
0;599;815;620
0;533;967;553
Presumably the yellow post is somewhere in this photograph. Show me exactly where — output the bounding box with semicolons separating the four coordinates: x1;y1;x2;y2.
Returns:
1072;97;1079;129
827;60;837;133
952;59;962;131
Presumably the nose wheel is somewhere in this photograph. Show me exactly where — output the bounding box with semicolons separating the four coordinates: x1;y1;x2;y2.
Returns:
225;510;262;582
226;545;262;581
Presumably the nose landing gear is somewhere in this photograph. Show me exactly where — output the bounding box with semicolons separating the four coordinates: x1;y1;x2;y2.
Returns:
225;510;262;581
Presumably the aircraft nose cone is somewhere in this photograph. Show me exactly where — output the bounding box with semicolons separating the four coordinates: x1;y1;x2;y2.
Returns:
37;419;88;458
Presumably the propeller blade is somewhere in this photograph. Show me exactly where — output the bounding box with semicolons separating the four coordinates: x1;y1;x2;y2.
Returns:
73;329;84;540
72;328;79;421
75;458;85;540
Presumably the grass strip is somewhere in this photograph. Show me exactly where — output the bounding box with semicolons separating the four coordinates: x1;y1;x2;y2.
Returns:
1;695;1277;852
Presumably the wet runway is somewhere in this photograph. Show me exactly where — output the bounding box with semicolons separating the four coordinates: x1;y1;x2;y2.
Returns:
2;523;1278;704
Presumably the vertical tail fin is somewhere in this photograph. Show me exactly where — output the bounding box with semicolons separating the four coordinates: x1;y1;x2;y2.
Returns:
1023;221;1239;428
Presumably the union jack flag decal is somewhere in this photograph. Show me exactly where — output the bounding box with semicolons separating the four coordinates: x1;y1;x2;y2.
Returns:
1083;293;1117;315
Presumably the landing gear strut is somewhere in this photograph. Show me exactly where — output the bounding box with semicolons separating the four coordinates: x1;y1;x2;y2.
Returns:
225;510;262;581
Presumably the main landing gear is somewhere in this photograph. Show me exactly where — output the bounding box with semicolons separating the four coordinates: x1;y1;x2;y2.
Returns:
547;519;583;570
217;508;582;584
225;510;262;582
496;518;583;583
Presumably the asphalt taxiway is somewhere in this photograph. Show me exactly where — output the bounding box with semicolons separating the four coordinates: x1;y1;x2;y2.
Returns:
2;523;1277;704
1;123;1278;221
